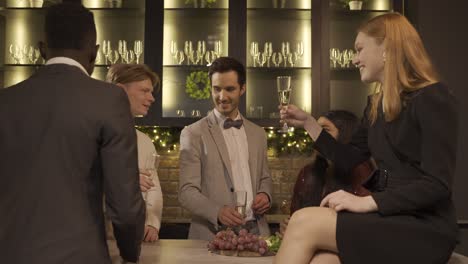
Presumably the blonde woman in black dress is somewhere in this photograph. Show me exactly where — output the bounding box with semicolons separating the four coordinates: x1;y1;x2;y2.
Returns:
275;13;458;264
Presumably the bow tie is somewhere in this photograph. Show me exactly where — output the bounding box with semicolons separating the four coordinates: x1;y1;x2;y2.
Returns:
223;118;243;129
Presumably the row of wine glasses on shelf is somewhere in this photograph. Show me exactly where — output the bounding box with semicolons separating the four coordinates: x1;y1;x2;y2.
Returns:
184;0;291;8
7;0;124;8
330;48;357;69
175;109;204;118
170;40;223;66
250;41;304;68
174;107;280;119
8;43;43;65
98;40;143;65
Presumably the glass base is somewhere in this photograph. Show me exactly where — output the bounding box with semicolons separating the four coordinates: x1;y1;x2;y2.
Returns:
277;124;290;133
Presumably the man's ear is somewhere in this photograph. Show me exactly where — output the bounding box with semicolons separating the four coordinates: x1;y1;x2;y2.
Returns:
90;44;99;64
240;84;246;96
116;83;127;91
38;41;47;61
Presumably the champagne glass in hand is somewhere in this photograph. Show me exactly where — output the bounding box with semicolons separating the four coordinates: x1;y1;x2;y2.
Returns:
142;151;159;205
277;76;292;133
234;190;247;231
235;190;247;219
144;151;159;179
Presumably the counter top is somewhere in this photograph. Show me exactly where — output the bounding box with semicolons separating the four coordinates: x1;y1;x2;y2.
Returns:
108;239;274;264
162;214;289;224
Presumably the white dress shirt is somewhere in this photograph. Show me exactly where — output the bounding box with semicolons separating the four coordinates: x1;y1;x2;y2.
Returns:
213;109;255;221
45;57;89;76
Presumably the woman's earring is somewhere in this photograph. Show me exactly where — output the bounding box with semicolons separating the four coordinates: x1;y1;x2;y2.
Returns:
383;52;386;62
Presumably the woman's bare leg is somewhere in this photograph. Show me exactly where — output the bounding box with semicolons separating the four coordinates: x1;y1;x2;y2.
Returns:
274;207;338;264
309;251;341;264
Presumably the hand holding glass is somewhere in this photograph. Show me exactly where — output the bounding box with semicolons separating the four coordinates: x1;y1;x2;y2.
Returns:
144;151;159;177
142;151;159;205
235;190;247;219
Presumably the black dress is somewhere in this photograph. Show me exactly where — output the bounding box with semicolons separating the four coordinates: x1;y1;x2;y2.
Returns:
314;83;459;264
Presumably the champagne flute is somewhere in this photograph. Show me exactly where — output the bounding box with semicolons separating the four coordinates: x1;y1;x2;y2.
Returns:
142;151;159;206
214;40;222;58
8;44;16;63
296;41;304;60
271;52;283;67
134;40;143;64
108;50;120;65
170;40;178;63
281;42;290;67
102;40;111;65
9;44;23;64
28;46;35;64
250;42;259;67
196;41;204;65
124;50;135;64
184;41;194;65
145;151;159;176
200;41;206;65
33;48;41;64
266;42;273;67
235;190;247;220
277;76;292;133
176;51;185;65
118;40;127;63
205;50;215;66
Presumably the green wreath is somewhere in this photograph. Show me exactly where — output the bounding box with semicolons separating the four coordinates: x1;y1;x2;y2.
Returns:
185;71;211;100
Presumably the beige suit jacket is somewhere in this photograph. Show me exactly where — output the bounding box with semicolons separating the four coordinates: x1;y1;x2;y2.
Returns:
178;111;272;241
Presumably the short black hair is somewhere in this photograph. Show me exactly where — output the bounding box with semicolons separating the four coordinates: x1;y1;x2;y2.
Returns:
208;57;246;86
45;3;96;50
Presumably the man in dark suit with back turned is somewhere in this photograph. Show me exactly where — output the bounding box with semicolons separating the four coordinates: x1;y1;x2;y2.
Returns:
0;3;145;263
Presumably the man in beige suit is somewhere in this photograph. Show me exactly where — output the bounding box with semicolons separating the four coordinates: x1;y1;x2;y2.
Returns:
179;57;272;241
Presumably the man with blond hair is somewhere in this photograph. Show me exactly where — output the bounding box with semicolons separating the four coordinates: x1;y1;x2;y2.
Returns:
106;63;164;243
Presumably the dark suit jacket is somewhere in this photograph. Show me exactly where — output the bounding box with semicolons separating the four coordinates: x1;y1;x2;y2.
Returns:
0;64;146;263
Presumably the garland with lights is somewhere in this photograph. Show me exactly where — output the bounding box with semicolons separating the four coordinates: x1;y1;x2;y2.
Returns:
265;127;314;156
185;71;211;100
136;126;182;154
136;126;314;156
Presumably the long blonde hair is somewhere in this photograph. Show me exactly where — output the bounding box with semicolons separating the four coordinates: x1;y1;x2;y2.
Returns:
358;13;439;124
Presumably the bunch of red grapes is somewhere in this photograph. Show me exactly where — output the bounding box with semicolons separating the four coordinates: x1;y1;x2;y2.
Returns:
208;229;268;255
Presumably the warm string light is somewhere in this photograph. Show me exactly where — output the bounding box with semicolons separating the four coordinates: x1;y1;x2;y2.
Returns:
137;126;180;153
264;127;313;156
136;126;314;156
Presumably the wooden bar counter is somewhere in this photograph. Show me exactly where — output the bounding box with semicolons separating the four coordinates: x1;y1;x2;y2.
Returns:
108;239;468;264
108;240;274;264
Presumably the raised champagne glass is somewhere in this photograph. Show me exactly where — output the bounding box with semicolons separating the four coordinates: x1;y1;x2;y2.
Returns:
277;75;292;133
